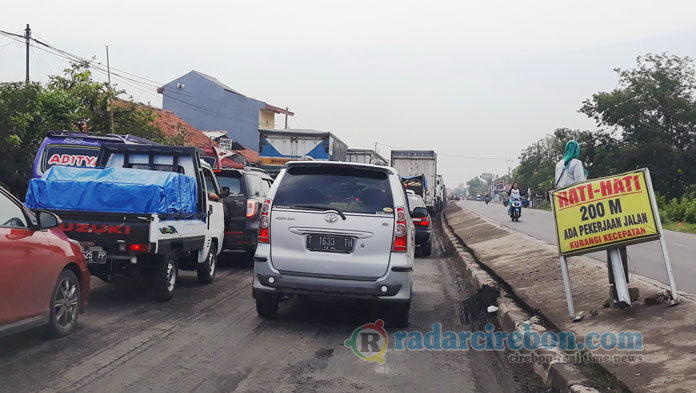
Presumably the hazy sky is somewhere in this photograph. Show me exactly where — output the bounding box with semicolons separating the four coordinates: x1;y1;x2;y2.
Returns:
3;0;696;187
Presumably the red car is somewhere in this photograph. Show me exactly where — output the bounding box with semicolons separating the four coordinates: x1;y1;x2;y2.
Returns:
0;186;90;338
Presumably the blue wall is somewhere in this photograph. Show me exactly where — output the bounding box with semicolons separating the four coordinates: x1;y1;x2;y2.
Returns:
161;71;266;150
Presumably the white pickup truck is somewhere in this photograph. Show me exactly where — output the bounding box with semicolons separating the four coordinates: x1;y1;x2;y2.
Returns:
27;144;224;301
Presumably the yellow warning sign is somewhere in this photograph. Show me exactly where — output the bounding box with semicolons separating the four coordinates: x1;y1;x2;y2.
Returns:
551;169;660;256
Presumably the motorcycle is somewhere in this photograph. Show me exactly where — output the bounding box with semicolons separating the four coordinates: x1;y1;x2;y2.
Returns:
509;197;522;222
484;195;490;205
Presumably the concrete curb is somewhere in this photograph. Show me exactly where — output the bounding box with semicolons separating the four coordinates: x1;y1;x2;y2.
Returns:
439;212;603;393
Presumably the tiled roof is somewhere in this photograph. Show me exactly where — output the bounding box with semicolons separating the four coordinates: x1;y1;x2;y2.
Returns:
149;107;218;149
234;149;260;163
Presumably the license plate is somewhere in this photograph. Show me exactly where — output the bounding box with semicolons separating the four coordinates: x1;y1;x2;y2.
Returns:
306;234;355;253
83;249;107;264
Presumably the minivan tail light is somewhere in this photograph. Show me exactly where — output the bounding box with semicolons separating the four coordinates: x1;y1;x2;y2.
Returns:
246;199;257;219
258;199;272;243
392;206;408;252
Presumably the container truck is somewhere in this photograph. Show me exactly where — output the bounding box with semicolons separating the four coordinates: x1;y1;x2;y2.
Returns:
346;149;388;166
258;129;348;176
390;150;439;213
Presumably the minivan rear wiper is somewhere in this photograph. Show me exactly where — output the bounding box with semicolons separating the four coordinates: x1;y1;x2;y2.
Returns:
294;205;347;220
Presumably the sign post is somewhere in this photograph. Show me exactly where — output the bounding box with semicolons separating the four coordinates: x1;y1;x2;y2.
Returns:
550;168;678;321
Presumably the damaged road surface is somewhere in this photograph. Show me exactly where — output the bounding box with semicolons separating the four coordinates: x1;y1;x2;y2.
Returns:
0;229;544;393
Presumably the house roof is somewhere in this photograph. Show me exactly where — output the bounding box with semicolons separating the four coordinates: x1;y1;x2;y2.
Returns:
233;148;260;163
149;107;218;149
191;70;243;96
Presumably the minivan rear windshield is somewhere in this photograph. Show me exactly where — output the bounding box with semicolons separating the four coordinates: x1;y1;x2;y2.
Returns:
217;173;244;195
274;166;394;214
42;144;100;172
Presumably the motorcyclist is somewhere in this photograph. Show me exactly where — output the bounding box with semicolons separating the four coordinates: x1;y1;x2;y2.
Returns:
507;182;521;216
484;193;490;204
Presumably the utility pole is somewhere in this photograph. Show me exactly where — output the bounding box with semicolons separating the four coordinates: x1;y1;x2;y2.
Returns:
106;45;115;133
284;107;289;129
24;24;31;84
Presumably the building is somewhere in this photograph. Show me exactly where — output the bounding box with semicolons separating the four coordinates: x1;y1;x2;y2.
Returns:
346;149;388;166
158;70;293;151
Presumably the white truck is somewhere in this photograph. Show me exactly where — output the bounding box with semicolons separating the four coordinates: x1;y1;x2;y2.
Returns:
390;150;441;213
26;144;225;301
346;149;388;166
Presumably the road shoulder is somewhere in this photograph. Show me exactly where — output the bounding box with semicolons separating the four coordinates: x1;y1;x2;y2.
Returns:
445;203;696;393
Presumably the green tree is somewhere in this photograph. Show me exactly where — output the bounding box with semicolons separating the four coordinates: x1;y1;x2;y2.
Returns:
513;128;618;197
466;177;487;196
0;61;169;196
47;61;164;140
580;53;696;198
0;82;81;195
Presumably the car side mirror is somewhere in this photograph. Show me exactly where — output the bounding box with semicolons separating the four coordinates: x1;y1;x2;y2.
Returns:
411;207;428;218
37;210;61;229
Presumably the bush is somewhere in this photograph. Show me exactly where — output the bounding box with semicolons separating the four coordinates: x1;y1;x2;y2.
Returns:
659;193;696;224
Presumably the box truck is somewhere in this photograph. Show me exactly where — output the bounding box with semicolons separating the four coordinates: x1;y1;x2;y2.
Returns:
258;129;348;176
390;150;440;213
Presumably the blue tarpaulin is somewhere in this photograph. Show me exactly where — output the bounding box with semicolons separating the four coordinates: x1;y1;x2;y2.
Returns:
26;166;197;215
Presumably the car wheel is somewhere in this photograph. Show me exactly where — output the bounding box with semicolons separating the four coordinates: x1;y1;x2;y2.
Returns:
154;253;178;301
197;243;217;284
255;296;279;318
421;242;432;257
47;269;80;338
389;300;410;328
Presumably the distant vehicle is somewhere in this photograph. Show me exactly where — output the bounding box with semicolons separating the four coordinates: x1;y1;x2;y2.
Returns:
253;161;414;327
346;149;388;166
475;194;482;201
198;146;244;169
26;144;224;301
390;150;440;213
32;131;158;179
408;194;432;256
0;186;90;338
435;175;446;212
258;129;348;176
216;167;274;256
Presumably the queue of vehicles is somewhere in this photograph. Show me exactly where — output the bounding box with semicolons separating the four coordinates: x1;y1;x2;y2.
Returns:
1;130;448;338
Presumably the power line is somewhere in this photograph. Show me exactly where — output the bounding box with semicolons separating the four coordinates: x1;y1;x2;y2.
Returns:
1;29;244;118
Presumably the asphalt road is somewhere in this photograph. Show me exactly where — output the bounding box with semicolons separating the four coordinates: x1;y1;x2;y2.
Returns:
460;200;696;294
0;230;544;393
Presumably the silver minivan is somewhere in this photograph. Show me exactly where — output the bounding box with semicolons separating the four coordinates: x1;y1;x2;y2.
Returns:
252;161;415;327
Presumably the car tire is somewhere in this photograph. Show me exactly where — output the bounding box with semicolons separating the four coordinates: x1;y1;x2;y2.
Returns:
197;242;217;284
47;269;81;338
389;300;410;328
421;242;432;257
154;253;178;301
255;296;279;318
